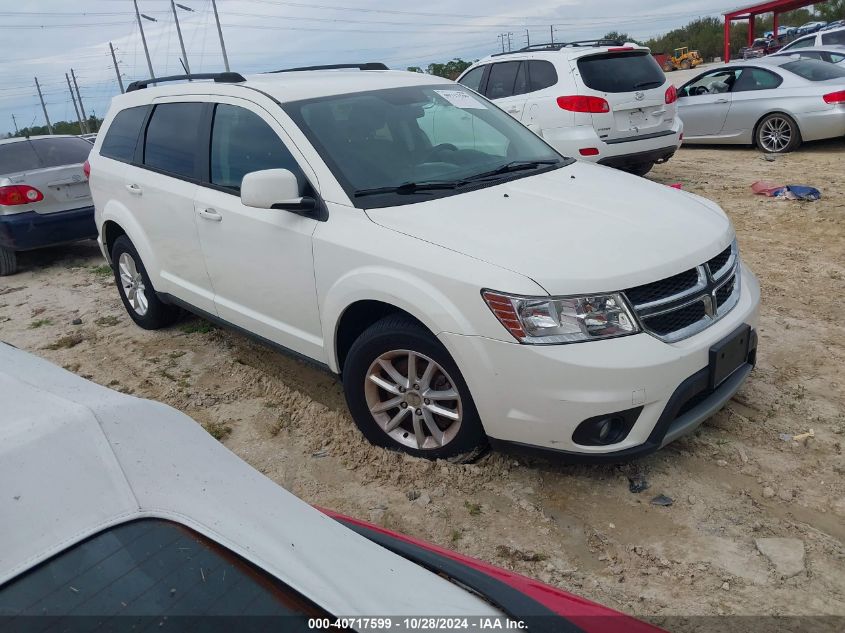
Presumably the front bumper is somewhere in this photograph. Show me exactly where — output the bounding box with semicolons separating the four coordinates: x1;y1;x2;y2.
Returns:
439;265;760;461
0;207;96;251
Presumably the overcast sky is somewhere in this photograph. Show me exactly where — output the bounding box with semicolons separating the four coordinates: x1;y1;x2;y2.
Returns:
0;0;740;135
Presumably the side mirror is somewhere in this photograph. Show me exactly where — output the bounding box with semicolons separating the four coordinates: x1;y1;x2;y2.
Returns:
240;169;316;213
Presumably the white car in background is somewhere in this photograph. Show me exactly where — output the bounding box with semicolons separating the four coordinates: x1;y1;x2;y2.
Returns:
88;66;759;463
0;343;661;632
779;24;845;51
457;40;683;176
768;45;845;65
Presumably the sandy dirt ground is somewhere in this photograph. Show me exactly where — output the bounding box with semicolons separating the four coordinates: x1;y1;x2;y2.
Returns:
1;140;844;626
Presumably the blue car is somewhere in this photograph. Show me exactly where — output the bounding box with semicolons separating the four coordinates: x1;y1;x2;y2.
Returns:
0;135;95;275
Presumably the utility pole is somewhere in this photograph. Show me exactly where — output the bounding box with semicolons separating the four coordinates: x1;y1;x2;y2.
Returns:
134;0;156;79
109;42;125;93
524;29;530;48
11;114;19;135
66;73;85;134
34;77;53;134
497;33;506;53
171;1;191;75
71;69;88;134
507;32;514;51
550;25;554;44
210;0;230;71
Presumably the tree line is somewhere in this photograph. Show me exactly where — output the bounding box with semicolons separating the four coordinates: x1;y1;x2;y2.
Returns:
7;115;102;139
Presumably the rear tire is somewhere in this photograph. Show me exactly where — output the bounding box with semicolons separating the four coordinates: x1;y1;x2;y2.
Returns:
0;246;17;276
624;162;655;177
342;314;487;461
755;113;801;153
680;59;692;69
111;235;179;330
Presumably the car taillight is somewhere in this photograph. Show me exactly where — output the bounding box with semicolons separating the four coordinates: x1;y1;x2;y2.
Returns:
557;95;610;113
823;90;845;104
665;85;678;104
579;147;600;156
83;159;91;179
0;185;44;206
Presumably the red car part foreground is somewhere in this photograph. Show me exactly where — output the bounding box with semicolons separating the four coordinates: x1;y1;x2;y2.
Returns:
320;508;664;633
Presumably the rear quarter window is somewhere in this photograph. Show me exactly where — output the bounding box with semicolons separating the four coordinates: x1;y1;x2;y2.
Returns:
528;60;558;91
821;30;845;45
0;138;91;175
100;106;150;163
782;58;845;81
577;51;665;93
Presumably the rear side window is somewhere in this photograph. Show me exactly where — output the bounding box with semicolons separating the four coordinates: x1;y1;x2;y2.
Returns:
459;66;485;92
143;103;204;178
782;58;845;81
486;61;521;99
732;68;783;91
0;137;91;175
821;30;845;45
100;106;149;163
577;52;665;93
210;104;304;191
785;36;814;49
528;60;558;91
0;519;334;620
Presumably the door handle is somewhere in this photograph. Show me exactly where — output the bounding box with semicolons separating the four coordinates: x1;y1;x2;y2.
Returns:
714;98;729;103
197;208;222;222
125;183;142;195
507;108;520;114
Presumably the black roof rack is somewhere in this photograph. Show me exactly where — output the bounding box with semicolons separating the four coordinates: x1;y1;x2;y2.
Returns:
490;39;626;57
268;63;389;73
126;72;246;92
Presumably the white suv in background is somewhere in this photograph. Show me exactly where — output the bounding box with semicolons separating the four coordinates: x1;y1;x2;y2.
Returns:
780;25;845;51
457;40;684;176
88;66;758;463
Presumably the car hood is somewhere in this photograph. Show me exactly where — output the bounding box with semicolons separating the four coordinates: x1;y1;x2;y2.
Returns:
365;161;734;295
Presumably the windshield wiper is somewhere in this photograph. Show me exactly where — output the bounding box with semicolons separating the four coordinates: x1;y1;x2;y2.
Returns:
633;80;663;89
461;159;561;184
353;181;460;198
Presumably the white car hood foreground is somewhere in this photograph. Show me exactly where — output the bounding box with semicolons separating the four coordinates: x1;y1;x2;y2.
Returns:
366;161;734;295
0;344;499;618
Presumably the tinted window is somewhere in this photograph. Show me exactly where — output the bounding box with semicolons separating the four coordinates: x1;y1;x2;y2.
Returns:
0;519;332;619
782;58;845;81
210;104;303;191
100;106;148;163
830;52;845;63
822;30;845;45
513;62;528;96
143;103;204;178
577;52;665;92
0;137;91;175
459;66;485;92
784;36;814;49
486;62;520;99
732;68;783;91
528;60;558;91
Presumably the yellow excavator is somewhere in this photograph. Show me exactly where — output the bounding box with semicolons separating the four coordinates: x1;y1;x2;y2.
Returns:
661;47;703;72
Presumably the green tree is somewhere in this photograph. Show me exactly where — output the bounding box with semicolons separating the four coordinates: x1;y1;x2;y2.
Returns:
602;32;642;45
425;59;473;80
816;0;845;21
13;116;103;138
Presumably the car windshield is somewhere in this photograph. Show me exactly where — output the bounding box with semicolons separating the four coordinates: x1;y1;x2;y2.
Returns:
782;58;845;80
283;84;567;208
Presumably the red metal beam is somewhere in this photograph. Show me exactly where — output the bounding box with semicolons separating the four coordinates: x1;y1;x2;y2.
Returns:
722;0;824;63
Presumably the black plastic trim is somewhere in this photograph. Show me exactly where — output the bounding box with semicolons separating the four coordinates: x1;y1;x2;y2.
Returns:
597;145;677;169
157;294;335;376
335;518;584;633
603;129;677;145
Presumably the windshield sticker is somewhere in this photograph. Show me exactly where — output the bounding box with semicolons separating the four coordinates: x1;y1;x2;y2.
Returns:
434;89;487;109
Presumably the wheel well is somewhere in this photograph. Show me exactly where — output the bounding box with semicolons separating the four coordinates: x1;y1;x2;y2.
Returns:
335;300;427;371
102;221;127;260
753;111;801;146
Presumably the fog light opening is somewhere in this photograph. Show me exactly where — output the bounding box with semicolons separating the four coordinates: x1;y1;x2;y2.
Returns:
572;407;642;447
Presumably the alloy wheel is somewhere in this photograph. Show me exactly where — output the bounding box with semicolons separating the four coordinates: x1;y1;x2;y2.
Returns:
364;349;462;450
759;116;793;153
118;252;149;316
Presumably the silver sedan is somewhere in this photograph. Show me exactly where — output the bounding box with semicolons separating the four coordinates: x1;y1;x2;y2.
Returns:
677;57;845;153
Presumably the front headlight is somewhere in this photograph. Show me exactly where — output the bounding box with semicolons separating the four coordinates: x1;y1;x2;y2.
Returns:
482;290;640;344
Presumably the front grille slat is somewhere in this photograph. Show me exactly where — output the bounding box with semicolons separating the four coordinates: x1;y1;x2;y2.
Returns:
624;242;740;342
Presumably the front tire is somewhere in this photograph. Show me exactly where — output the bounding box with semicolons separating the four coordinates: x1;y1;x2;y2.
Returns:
111;235;179;329
755;113;801;153
342;314;487;461
0;246;17;276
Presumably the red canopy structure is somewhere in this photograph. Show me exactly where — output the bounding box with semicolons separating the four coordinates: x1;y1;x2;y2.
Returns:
723;0;827;61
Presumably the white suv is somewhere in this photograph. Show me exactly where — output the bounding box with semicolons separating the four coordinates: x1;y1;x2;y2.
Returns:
457;41;683;176
779;25;845;51
88;66;759;462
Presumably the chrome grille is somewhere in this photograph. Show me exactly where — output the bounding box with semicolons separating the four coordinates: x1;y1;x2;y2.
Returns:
624;240;741;343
